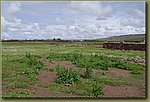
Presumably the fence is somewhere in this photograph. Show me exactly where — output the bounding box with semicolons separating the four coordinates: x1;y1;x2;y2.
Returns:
103;42;146;51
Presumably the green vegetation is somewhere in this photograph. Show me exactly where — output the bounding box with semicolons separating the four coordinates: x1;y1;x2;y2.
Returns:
47;53;144;74
2;42;145;97
100;72;107;75
48;79;104;97
83;67;93;78
3;91;31;97
93;77;128;86
91;81;103;97
55;65;80;85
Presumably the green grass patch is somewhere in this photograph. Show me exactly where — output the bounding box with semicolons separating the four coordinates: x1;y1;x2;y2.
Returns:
2;42;145;97
93;77;128;86
55;65;80;85
47;53;145;74
48;79;104;97
3;91;31;98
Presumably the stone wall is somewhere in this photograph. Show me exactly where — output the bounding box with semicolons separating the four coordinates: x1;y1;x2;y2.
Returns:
103;42;146;51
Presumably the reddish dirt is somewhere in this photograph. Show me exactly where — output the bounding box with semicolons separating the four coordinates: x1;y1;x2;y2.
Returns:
29;70;56;97
29;84;54;97
29;65;77;97
37;70;56;84
41;57;131;79
93;68;131;78
3;58;141;98
42;59;78;69
42;59;130;78
103;85;144;98
41;58;86;72
54;61;76;69
29;83;78;97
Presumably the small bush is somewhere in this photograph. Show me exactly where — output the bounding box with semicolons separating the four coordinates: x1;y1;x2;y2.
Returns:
91;81;104;97
101;72;106;75
48;68;54;72
25;52;31;58
36;62;44;70
83;67;93;78
24;69;38;75
56;67;80;85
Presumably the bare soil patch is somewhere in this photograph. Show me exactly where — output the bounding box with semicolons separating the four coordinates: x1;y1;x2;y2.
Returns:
29;84;55;97
42;58;131;79
103;85;144;98
29;66;77;97
94;68;131;78
42;60;78;69
37;70;56;84
41;58;86;72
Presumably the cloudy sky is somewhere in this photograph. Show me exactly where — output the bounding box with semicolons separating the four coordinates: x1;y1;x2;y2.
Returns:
2;1;145;40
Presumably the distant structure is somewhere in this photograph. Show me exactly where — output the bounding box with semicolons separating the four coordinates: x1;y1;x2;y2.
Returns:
52;38;61;41
103;42;146;51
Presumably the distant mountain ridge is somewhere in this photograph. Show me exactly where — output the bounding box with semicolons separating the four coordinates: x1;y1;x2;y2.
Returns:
97;34;145;42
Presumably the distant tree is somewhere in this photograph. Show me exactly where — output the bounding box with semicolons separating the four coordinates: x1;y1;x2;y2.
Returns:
53;38;56;41
57;38;61;41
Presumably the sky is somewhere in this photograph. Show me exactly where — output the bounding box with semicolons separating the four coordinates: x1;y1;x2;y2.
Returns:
1;1;146;40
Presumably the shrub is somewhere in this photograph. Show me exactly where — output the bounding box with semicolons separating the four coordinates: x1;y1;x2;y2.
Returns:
101;72;106;75
25;52;31;58
112;60;128;70
36;61;44;70
24;69;38;75
24;53;44;75
48;68;54;72
83;67;93;78
56;67;80;85
91;81;104;97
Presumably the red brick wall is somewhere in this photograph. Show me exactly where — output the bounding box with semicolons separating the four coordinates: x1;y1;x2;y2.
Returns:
103;43;145;51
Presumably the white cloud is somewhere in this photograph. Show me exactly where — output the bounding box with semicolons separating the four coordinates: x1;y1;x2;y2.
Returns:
120;18;145;28
4;2;21;21
2;1;145;40
7;2;21;14
135;9;145;18
69;1;112;18
2;2;24;32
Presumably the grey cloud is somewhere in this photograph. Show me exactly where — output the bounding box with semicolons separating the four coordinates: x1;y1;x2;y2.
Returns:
104;26;113;31
120;18;145;28
96;17;107;20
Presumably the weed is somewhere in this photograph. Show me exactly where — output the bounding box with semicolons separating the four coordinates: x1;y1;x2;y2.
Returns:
101;72;106;75
4;91;31;97
48;68;54;72
91;81;104;97
83;67;93;78
55;66;80;85
2;42;145;97
130;70;141;75
48;79;104;97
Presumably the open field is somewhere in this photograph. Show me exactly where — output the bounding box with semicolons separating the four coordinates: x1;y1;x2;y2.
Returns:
2;41;146;98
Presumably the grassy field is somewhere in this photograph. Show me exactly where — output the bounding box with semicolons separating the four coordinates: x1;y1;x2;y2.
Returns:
2;42;146;98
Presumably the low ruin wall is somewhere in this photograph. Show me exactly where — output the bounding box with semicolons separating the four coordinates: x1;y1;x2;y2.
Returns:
103;43;146;51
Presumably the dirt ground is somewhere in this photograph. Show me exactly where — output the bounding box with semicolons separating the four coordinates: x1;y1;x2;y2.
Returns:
2;58;145;98
103;85;144;98
38;58;145;98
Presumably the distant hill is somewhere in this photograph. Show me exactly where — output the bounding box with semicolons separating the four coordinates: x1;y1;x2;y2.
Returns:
97;34;145;42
